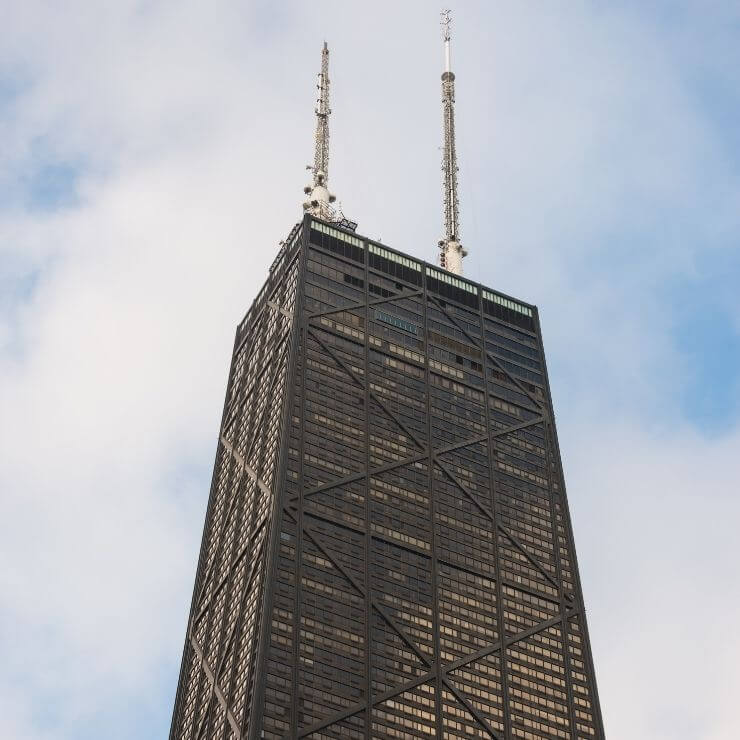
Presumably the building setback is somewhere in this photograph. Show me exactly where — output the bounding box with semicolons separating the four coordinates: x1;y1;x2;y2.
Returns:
168;214;605;739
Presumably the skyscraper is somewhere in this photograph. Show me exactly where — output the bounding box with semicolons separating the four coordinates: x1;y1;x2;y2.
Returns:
170;25;604;740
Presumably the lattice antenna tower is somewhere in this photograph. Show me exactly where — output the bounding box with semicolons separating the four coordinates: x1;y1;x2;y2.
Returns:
438;10;467;274
303;42;338;221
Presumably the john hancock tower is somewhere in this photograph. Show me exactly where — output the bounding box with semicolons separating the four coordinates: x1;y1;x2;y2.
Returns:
170;22;605;740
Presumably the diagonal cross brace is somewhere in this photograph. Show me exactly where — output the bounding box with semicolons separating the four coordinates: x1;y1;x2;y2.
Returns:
428;295;545;412
191;539;267;740
220;435;271;500
308;289;424;319
193;464;246;613
193;517;267;629
290;418;543;507
444;611;570;675
214;538;266;680
306;325;428;452
296;673;435;738
296;610;574;738
442;676;502;739
289;451;428;506
497;525;562;595
434;454;561;596
283;507;433;671
194;435;273;622
188;635;242;739
224;328;292;432
198;362;288;614
233;294;291;368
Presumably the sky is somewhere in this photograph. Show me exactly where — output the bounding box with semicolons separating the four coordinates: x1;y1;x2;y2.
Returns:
1;1;739;738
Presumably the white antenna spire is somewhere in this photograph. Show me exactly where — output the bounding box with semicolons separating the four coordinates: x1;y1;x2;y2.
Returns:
303;42;338;221
438;10;467;274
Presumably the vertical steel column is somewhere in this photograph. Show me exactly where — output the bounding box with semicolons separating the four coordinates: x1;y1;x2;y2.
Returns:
420;276;444;734
247;219;309;740
362;238;372;739
477;299;514;739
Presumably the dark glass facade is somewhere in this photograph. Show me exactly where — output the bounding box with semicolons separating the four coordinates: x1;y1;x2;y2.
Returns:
170;215;605;739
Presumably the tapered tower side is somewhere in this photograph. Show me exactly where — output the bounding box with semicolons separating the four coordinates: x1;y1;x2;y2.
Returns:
168;225;304;740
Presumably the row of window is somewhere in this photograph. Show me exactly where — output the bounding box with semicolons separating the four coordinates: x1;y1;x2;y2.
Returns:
307;236;536;331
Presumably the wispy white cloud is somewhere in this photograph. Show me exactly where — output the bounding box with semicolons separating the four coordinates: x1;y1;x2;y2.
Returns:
1;2;739;738
567;419;740;739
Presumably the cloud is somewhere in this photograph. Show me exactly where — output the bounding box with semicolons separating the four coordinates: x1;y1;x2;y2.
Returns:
1;2;739;738
566;419;740;739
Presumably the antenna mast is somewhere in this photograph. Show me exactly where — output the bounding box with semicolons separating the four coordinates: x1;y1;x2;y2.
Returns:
438;10;467;274
304;42;338;221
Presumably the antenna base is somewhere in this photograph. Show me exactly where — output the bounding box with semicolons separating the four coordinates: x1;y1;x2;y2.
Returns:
438;239;466;275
